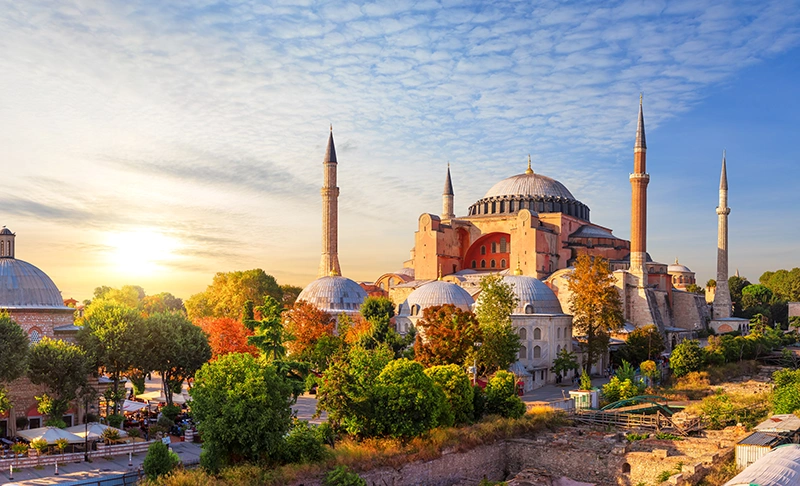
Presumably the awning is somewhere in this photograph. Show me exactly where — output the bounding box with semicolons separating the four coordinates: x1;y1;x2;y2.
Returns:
26;404;42;417
122;400;149;413
16;426;84;444
136;391;188;405
64;422;128;441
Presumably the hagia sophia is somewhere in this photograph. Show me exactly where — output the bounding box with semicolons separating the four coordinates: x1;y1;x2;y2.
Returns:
0;98;741;437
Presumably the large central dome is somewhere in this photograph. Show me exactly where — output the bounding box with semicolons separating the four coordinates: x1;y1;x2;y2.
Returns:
484;172;575;200
0;259;67;309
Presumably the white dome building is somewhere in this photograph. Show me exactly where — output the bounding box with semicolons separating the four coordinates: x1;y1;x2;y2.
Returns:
296;275;368;317
395;280;475;335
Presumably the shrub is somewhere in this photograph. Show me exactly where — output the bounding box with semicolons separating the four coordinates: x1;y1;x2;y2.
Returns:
484;371;526;419
126;428;141;439
772;369;800;414
324;466;366;486
281;420;328;464
103;428;122;443
161;404;181;422
158;415;174;429
625;432;648;442
424;364;475;425
579;369;592;390
55;437;69;453
30;438;48;455
602;376;645;403
654;432;684;441
143;440;180;479
106;413;124;429
44;417;67;428
669;340;705;377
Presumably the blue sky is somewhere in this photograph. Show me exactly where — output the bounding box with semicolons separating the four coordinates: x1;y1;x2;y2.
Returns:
0;0;798;299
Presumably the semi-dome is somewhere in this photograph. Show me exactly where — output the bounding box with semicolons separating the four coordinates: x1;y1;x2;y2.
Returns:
297;275;368;314
404;280;474;316
484;172;575;200
0;259;67;309
501;274;563;315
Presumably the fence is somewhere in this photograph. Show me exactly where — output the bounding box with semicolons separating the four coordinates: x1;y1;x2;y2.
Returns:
572;410;702;435
63;470;143;486
0;440;156;470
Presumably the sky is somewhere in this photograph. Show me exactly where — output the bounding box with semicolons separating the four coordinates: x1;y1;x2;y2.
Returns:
1;0;799;302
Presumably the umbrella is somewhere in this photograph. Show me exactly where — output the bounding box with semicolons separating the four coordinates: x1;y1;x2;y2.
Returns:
64;422;128;441
136;391;188;405
16;426;84;444
122;399;148;413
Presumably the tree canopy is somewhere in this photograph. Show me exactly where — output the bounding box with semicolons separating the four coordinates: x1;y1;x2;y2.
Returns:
474;274;520;374
567;254;623;372
669;339;706;377
195;316;259;359
0;315;28;413
615;325;665;367
414;304;481;368
284;301;336;361
28;337;90;425
186;269;283;321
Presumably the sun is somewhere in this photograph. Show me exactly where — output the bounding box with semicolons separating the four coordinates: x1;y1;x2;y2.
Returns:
105;229;182;275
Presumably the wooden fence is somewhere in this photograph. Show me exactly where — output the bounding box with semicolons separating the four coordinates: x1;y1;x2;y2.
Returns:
572;410;702;435
0;440;156;470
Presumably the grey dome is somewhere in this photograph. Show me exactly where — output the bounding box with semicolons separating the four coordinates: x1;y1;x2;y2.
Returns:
484;173;575;200
502;275;563;315
404;280;474;315
0;259;67;309
297;275;367;314
668;261;693;274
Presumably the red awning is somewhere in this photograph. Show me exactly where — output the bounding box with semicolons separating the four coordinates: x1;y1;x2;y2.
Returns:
27;404;42;417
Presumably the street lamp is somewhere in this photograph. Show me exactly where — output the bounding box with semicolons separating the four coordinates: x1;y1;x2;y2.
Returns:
84;400;95;462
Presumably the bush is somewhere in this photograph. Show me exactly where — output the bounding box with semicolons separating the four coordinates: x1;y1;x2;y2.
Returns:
103;428;122;443
484;371;526;419
602;376;645;403
158;415;174;429
281;420;328;464
772;369;800;414
44;417;67;428
472;385;486;421
127;428;141;438
143;440;180;479
106;413;124;429
669;340;705;377
579;369;592;390
424;364;474;425
161;404;181;422
324;466;366;486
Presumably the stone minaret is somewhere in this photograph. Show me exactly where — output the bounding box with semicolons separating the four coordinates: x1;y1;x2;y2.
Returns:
442;164;455;220
0;227;15;258
318;126;342;277
713;151;732;319
629;95;649;277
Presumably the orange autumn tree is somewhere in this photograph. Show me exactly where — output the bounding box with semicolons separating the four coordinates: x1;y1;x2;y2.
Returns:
414;304;481;367
195;317;259;359
284;301;336;361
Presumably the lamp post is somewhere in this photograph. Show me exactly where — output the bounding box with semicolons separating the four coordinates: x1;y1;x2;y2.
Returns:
473;341;482;386
84;399;95;462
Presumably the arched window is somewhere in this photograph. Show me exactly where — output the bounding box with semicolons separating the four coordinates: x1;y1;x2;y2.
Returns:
509;201;515;212
379;282;385;290
622;463;631;474
0;241;4;255
490;260;496;268
533;328;541;340
484;203;488;213
491;202;496;213
499;201;505;213
519;345;527;360
481;245;486;255
481;260;486;268
519;328;527;340
501;259;506;268
471;260;477;269
500;237;507;253
524;304;534;314
411;304;420;316
557;344;561;353
533;345;541;359
557;327;561;339
491;242;497;253
29;329;42;345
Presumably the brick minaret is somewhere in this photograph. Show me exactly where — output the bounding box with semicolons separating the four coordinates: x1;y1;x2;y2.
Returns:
629;95;649;277
713;151;732;319
318;126;341;277
442;164;455;220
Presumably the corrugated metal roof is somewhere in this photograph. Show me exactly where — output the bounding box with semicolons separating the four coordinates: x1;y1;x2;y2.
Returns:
755;415;800;434
737;432;786;447
725;444;800;486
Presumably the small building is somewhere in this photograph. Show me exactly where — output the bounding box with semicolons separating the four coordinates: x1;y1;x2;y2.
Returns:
726;444;800;486
789;302;800;319
735;432;789;469
754;414;800;440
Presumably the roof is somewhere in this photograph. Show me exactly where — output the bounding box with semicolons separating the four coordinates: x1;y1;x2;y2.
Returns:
737;432;787;447
635;97;646;150
725;444;800;486
0;258;69;309
668;259;693;273
443;165;454;196
404;280;474;313
296;275;367;314
53;324;82;333
569;225;618;240
324;129;337;164
755;415;800;434
499;275;563;315
483;172;575;201
0;227;13;235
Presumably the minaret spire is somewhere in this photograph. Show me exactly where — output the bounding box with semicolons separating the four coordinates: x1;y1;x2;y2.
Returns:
525;154;533;175
318;128;342;277
629;95;650;277
713;150;732;319
442;163;455;220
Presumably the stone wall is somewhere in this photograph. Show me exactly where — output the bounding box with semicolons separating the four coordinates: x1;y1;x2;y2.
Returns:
671;291;710;331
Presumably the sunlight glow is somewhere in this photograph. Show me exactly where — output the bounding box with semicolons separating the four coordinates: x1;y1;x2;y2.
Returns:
105;229;182;275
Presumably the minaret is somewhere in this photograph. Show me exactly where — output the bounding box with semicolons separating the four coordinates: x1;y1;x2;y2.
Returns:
442;164;455;220
318;126;342;277
629;94;649;278
0;227;15;258
713;151;732;319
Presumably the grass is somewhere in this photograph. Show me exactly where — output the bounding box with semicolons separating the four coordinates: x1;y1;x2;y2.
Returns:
696;458;739;486
625;432;649;442
660;361;761;401
140;408;566;486
654;432;684;441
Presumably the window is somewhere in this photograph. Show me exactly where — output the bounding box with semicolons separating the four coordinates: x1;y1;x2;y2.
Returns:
471;260;477;269
533;345;541;359
533;328;541;340
29;417;41;429
491;202;496;213
481;245;486;255
519;345;527;360
490;260;496;268
484;203;488;213
557;344;561;353
501;259;506;268
510;201;515;212
0;241;3;256
29;329;42;345
491;242;497;253
519;328;527;340
500;237;507;253
557;328;561;339
524;304;534;314
62;415;73;427
500;201;505;213
481;260;486;268
411;304;420;316
452;264;457;273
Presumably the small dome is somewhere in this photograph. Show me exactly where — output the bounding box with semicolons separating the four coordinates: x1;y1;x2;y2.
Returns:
0;227;13;235
668;260;693;274
297;275;368;314
0;259;67;309
502;275;563;314
404;280;474;315
484;172;575;201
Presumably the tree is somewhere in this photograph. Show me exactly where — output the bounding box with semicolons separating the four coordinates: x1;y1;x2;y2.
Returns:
190;353;294;471
685;284;705;295
186;269;283;321
316;344;394;437
729;275;751;317
414;304;481;367
474;274;520;374
355;297;410;355
78;300;144;414
567;254;624;373
616;325;665;366
143;440;180;479
281;284;303;308
484;371;526;419
669;339;706;377
28;337;89;425
424;364;474;425
284;301;336;360
195;316;259;359
640;360;659;384
246;296;287;360
551;348;579;379
706;279;716;288
772;369;800;414
146;312;211;406
142;292;184;316
372;359;447;438
0;315;29;413
760;268;800;302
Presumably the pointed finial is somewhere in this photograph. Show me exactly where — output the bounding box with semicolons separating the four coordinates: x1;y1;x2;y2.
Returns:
674;257;678;264
640;92;643;105
525;154;533;175
330;124;333;131
514;258;523;276
438;264;443;281
720;149;728;191
443;163;454;196
635;95;647;150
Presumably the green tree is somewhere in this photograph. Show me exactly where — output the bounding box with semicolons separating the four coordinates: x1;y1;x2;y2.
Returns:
143;440;180;479
356;297;410;355
484;370;526;418
146;312;211;406
640;360;659;385
0;315;29;413
142;292;184;315
414;304;481;368
474;275;520;374
772;369;800;414
669;339;706;377
78;301;144;414
281;284;304;308
246;296;287;360
324;466;366;486
424;364;474;425
28;337;89;425
190;353;294;471
684;284;705;295
186;269;283;320
567;254;624;373
372;359;447;438
729;275;751;317
616;325;665;366
550;348;579;379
